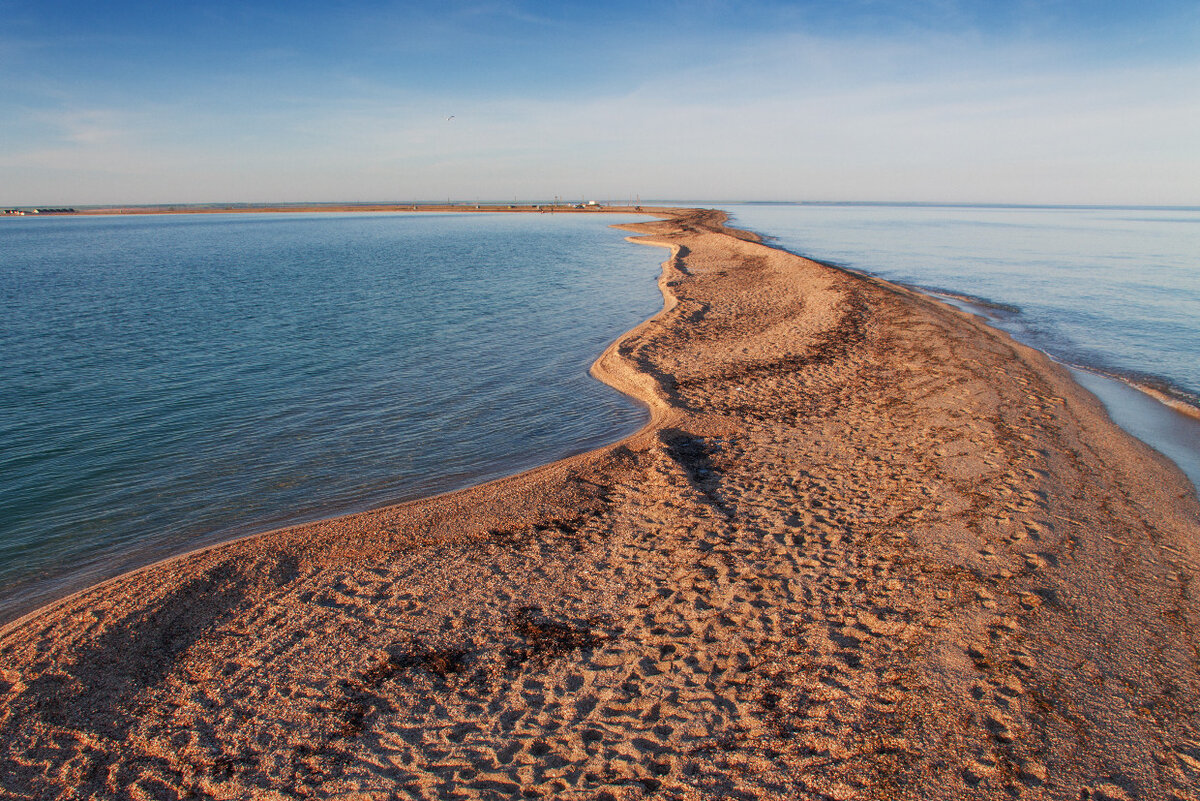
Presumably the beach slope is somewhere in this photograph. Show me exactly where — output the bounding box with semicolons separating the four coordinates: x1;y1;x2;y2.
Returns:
2;209;1199;800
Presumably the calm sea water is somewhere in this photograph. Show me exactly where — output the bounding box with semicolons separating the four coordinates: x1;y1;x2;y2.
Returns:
717;203;1200;489
0;212;663;622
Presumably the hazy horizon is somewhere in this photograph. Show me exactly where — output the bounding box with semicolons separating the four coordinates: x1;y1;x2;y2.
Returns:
3;0;1198;207
9;200;1200;212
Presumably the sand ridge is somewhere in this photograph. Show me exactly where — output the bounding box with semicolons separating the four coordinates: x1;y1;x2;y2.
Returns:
1;209;1199;800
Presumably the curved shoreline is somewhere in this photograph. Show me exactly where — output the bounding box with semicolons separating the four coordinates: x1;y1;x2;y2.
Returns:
0;208;669;628
3;209;1199;799
742;226;1200;424
922;287;1200;425
0;212;680;639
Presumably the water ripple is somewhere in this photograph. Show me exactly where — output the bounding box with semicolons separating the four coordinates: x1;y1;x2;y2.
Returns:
0;212;662;622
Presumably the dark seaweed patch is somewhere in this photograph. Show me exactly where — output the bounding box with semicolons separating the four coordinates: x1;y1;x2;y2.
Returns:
504;606;608;669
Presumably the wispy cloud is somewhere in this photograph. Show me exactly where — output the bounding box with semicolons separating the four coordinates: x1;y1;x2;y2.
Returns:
33;109;130;145
2;4;1198;204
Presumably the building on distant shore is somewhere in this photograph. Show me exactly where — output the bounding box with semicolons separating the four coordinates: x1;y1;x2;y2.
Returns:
3;208;77;215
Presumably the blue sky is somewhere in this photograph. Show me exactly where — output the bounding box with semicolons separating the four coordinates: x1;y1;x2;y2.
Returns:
2;0;1198;205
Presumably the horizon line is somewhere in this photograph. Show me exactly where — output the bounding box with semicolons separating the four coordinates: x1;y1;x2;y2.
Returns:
5;200;1200;213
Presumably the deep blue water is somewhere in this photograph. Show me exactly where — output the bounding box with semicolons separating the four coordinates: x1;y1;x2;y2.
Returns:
717;203;1200;489
0;212;663;622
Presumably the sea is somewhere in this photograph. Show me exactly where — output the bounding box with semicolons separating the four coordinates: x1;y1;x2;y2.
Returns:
715;203;1200;491
0;211;664;623
3;205;1198;625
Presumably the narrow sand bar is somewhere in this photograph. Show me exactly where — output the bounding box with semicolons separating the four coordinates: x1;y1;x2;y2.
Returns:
2;209;1199;799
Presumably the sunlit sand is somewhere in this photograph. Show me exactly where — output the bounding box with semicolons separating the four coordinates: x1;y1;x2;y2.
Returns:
2;209;1197;799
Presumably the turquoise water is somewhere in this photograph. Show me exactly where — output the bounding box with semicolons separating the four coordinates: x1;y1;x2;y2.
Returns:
716;203;1200;489
0;212;663;622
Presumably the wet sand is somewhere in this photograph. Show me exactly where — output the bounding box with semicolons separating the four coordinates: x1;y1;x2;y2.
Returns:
2;209;1199;799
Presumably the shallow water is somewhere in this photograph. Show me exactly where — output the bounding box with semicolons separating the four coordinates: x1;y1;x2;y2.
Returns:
1069;367;1200;491
0;212;663;622
717;203;1200;491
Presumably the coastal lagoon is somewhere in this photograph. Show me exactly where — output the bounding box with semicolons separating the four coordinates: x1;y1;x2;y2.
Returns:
0;212;663;622
717;203;1200;488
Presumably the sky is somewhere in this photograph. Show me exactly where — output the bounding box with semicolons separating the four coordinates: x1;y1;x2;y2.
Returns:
2;0;1199;206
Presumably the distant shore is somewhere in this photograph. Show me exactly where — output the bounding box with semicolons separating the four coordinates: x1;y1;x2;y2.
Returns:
2;208;1198;799
40;202;669;216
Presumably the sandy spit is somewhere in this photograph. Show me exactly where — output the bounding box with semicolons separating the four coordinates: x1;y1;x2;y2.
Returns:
2;209;1199;800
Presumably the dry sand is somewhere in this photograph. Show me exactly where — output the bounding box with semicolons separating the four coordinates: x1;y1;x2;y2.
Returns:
2;209;1199;800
